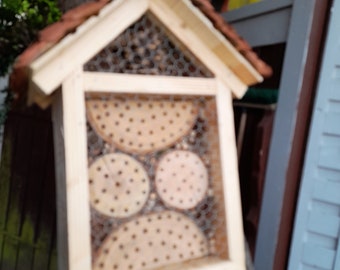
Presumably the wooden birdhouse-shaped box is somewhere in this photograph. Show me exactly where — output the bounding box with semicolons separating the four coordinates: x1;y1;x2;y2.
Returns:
11;0;271;269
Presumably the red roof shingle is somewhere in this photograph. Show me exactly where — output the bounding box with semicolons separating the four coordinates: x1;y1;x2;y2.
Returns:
10;0;272;100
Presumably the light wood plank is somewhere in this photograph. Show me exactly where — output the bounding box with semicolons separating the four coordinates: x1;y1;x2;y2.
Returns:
149;0;261;97
216;81;246;268
30;0;148;96
158;256;243;270
84;72;217;95
52;67;91;270
205;99;229;259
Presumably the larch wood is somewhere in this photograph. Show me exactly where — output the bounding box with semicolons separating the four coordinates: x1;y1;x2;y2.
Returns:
89;153;150;218
155;150;209;210
204;98;229;260
150;0;262;85
53;67;92;270
149;0;258;97
83;72;217;96
86;97;198;154
158;257;244;270
93;211;209;270
28;0;262;102
216;81;245;268
29;0;148;96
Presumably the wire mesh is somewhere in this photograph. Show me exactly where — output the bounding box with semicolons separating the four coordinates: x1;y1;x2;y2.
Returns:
84;15;213;78
84;14;228;270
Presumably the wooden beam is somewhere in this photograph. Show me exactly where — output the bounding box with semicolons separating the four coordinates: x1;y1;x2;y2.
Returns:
27;86;54;109
52;67;91;270
158;256;244;270
30;0;148;96
149;0;262;97
216;80;245;268
83;72;217;95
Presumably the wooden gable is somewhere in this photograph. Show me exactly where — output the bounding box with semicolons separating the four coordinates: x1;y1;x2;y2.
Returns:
8;1;272;270
26;0;265;108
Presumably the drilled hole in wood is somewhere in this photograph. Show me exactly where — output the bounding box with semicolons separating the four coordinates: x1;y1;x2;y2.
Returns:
85;21;217;263
89;153;150;218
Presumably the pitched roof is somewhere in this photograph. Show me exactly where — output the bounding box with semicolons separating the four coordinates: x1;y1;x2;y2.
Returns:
10;0;272;101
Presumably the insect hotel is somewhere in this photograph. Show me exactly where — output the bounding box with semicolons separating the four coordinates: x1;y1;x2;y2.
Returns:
11;0;271;269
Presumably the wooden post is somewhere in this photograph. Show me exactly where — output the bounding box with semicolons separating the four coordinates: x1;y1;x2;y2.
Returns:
216;80;245;267
52;67;91;270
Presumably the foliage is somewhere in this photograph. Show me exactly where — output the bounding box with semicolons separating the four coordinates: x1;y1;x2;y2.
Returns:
228;0;262;10
0;0;60;124
0;0;61;76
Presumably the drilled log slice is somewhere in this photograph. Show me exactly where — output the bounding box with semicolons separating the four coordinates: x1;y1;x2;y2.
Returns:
86;98;198;154
155;150;209;210
89;153;150;218
93;211;209;270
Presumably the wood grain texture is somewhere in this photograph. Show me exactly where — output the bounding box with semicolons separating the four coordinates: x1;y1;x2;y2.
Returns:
30;0;148;96
215;81;245;267
155;150;208;210
93;211;209;270
89;153;150;218
149;0;253;98
53;67;91;270
86;97;198;154
83;73;217;96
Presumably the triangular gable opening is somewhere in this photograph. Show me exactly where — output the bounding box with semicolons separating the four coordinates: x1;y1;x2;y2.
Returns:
84;14;214;78
28;0;264;107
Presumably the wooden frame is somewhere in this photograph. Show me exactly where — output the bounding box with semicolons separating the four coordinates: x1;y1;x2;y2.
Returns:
26;1;267;269
28;0;264;108
52;68;92;270
52;70;246;270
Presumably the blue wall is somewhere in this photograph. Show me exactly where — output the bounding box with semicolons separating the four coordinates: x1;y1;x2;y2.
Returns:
288;0;340;269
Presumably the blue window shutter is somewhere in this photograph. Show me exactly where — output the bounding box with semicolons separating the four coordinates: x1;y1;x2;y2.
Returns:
288;0;340;269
